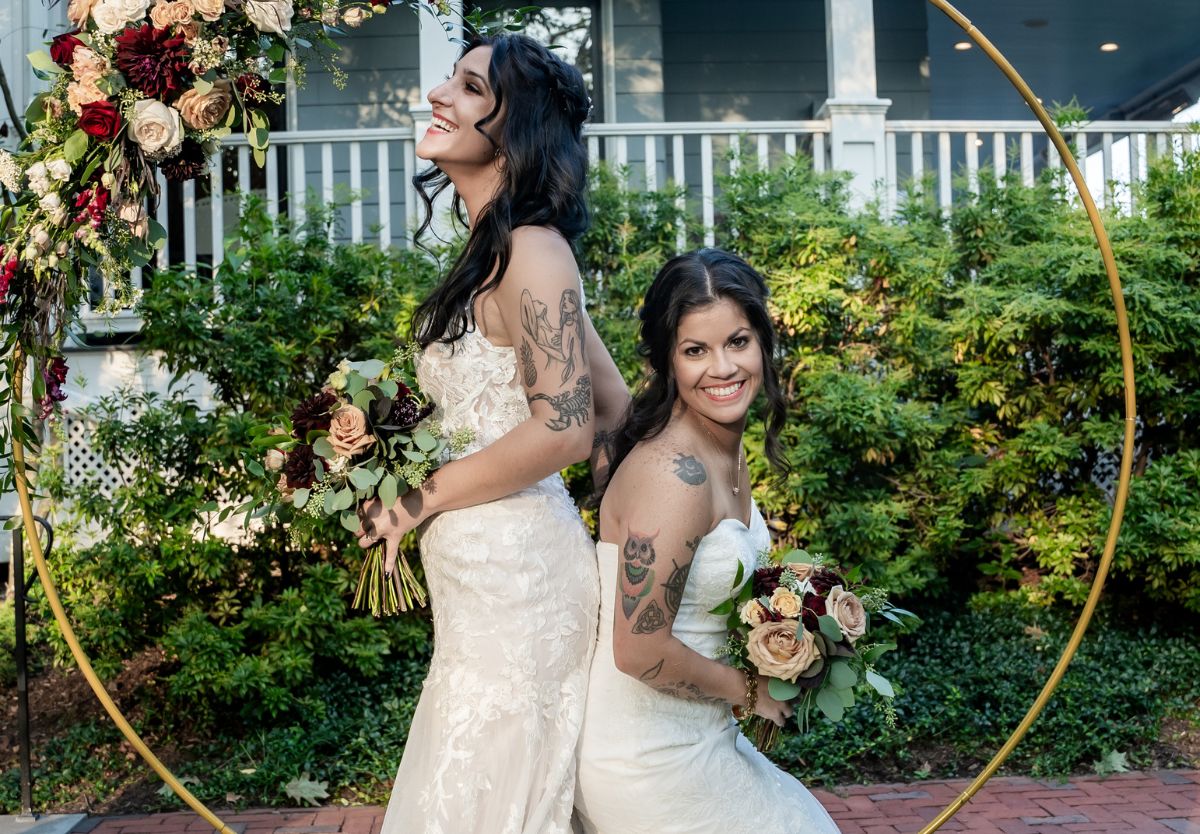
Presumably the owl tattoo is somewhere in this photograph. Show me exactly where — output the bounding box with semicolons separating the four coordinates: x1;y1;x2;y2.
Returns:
620;529;658;619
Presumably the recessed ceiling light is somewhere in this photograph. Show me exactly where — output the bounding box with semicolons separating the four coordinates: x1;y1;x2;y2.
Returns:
1100;42;1119;52
974;138;984;147
954;41;973;51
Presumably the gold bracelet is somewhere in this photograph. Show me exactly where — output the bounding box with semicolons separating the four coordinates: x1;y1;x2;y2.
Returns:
731;669;757;720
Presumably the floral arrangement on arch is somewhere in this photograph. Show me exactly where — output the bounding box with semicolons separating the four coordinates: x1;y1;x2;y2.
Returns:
0;0;454;430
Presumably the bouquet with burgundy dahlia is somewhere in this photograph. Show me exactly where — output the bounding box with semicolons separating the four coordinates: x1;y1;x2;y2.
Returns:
712;547;919;748
247;344;471;617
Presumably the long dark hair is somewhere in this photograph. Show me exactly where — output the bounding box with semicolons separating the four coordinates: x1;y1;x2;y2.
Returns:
411;33;592;347
609;248;789;481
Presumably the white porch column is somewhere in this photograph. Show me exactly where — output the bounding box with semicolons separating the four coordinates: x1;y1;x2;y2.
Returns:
818;0;891;208
1;1;59;151
411;1;463;243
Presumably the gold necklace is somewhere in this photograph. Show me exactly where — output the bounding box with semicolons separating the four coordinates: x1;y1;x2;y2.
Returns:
697;419;743;496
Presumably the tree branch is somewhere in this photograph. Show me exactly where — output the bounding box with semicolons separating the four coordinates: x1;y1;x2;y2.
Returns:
0;56;29;143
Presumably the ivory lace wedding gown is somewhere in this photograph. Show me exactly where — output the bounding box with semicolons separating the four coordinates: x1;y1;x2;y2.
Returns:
573;505;842;834
380;327;600;834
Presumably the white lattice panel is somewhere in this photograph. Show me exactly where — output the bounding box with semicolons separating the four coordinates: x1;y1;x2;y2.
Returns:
62;408;140;498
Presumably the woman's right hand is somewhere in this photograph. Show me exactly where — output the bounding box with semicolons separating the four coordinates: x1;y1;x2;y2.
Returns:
752;676;794;727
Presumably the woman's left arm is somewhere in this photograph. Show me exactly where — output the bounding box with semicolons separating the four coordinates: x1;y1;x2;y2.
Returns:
583;314;630;490
357;227;595;564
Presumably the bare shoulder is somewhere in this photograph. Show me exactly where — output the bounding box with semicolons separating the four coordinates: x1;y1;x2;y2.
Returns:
604;433;713;535
507;225;577;275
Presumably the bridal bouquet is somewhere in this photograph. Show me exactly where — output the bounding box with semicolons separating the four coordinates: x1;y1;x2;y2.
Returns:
247;344;471;617
713;547;918;747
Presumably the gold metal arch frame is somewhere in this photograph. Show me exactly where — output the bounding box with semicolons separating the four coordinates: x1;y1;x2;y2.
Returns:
7;2;1136;832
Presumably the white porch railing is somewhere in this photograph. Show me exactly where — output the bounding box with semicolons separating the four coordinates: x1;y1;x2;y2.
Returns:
76;118;1199;334
885;120;1199;216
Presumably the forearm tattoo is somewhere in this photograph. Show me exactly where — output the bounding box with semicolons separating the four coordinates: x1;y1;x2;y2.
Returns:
652;679;727;706
638;659;664;681
528;374;592;431
620;530;658;618
672;453;707;485
520;287;584;384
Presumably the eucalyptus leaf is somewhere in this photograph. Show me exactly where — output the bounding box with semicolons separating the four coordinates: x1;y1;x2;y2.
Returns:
292;488;310;509
828;661;857;690
815;687;844;722
818;614;844;644
332;487;355;512
350;359;386;378
862;642;897;664
352;389;374;411
340;510;360;533
376;379;399;398
865;670;895;698
767;677;802;702
312;436;335;459
413;428;438;452
378;473;398;507
349;466;380;490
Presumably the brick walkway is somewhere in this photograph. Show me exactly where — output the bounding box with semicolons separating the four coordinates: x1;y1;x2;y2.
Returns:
69;770;1200;834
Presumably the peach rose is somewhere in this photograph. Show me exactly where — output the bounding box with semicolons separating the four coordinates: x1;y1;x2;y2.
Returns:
67;0;100;26
66;80;106;115
341;6;367;27
827;585;867;644
328;405;376;457
785;562;815;582
150;0;195;28
769;587;803;619
191;0;224;20
118;199;150;239
175;79;232;129
275;472;294;501
71;47;109;87
739;599;769;627
745;620;820;683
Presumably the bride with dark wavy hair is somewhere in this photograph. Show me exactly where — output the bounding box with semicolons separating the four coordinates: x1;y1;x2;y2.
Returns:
354;33;628;834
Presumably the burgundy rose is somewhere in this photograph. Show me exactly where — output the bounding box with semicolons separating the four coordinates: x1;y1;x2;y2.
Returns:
291;389;339;439
809;568;845;596
50;31;85;66
800;594;827;632
369;0;389;6
752;565;783;598
114;24;194;102
234;73;268;103
79;100;123;141
283;444;317;489
160;138;207;182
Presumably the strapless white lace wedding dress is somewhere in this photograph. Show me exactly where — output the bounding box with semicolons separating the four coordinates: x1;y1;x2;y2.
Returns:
573;506;842;834
379;327;600;834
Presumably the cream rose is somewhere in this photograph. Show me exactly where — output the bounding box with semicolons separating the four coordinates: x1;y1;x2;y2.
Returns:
39;192;68;225
739;599;769;627
342;6;366;27
91;0;152;33
191;0;224;19
243;0;293;34
826;585;867;644
46;158;73;182
264;448;285;471
328;405;376;457
769;587;803;619
130;98;184;158
745;620;821;683
150;0;196;28
175;79;232;129
67;0;100;26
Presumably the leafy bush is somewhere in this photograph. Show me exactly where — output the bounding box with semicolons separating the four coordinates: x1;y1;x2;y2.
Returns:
772;596;1200;782
34;199;439;722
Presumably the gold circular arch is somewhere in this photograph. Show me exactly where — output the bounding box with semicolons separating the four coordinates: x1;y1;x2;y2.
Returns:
8;3;1136;832
914;1;1137;831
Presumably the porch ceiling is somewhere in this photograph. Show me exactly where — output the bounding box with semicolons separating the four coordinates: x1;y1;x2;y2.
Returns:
924;0;1200;120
